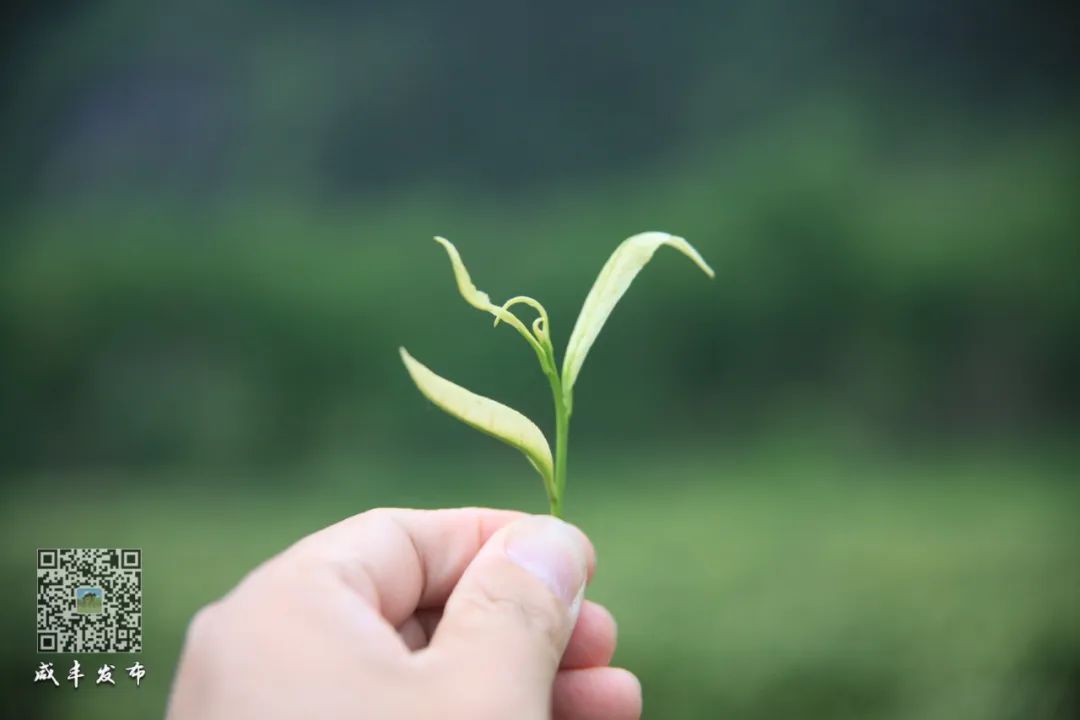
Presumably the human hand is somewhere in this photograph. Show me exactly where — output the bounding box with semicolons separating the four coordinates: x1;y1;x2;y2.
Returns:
166;508;641;719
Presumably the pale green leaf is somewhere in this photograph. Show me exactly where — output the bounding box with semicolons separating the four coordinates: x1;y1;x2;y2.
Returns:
433;236;553;372
400;347;555;490
433;236;495;312
562;232;714;397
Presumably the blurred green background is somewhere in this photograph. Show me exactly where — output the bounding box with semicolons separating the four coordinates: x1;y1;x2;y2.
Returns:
2;1;1079;718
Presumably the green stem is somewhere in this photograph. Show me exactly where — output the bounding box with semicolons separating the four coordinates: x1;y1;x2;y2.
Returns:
547;370;570;518
531;319;568;518
553;397;569;518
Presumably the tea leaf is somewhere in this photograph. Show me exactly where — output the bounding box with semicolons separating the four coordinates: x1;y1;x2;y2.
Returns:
399;347;555;493
562;232;714;399
433;236;551;371
434;236;497;313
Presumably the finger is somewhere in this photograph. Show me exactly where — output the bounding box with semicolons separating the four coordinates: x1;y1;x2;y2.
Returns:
397;616;427;651
428;515;595;708
291;507;525;626
552;667;642;720
562;601;618;669
397;600;615;665
397;608;442;651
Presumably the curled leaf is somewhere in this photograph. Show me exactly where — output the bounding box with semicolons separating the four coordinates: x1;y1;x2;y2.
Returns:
493;295;549;333
434;236;495;312
399;347;555;493
434;236;553;372
562;232;714;399
531;316;546;344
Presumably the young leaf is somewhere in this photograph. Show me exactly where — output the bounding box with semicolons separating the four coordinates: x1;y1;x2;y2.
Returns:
433;236;497;313
399;347;555;494
562;232;714;399
433;236;552;372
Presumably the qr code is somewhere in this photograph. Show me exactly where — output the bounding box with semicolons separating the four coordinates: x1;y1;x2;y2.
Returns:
36;548;142;653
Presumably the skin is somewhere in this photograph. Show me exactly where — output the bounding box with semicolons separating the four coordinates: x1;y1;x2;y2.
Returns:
166;508;642;720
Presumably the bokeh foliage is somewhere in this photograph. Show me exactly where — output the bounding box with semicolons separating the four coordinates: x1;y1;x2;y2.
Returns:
3;120;1078;471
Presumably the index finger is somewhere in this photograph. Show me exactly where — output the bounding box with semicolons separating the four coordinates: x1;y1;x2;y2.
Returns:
290;507;545;626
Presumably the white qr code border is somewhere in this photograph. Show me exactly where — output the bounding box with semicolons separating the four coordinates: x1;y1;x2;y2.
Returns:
36;548;143;654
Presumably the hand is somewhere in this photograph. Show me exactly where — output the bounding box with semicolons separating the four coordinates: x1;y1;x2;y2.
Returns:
166;508;641;719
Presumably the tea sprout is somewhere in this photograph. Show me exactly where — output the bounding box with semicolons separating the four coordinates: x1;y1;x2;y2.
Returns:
400;232;714;517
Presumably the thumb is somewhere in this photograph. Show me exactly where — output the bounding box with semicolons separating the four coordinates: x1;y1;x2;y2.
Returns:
428;515;592;706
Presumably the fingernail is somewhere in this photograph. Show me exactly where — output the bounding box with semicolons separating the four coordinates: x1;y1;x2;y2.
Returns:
504;516;588;611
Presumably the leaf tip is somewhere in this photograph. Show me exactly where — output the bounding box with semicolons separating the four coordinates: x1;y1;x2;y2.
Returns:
399;346;418;375
431;235;494;310
665;233;715;279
